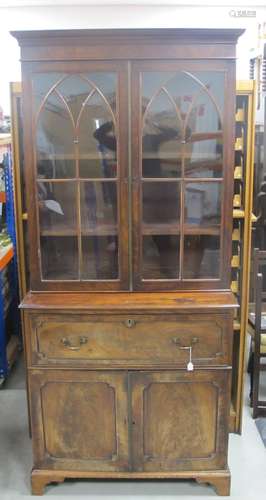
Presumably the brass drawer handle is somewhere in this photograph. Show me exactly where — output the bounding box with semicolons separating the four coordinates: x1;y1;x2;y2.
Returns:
172;336;199;347
124;319;136;328
61;336;88;351
172;337;199;372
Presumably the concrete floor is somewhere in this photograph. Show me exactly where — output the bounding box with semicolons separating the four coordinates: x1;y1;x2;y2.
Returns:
0;356;265;500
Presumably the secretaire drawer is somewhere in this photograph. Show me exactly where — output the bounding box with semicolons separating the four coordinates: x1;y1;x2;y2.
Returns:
27;313;232;368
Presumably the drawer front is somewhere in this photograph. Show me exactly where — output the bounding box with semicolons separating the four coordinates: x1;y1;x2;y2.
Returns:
29;313;232;367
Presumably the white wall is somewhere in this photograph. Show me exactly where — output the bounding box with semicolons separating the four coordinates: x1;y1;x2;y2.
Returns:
0;3;265;113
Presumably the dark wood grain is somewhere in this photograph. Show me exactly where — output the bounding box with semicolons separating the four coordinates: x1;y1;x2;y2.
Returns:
11;28;243;496
28;312;233;368
130;370;230;472
29;370;129;471
31;468;231;496
21;290;237;311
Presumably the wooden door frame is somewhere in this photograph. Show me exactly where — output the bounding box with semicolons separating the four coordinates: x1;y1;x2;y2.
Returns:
131;59;235;291
22;60;129;291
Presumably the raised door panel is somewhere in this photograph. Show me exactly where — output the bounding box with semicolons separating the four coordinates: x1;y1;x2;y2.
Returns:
132;60;235;291
130;370;230;472
29;370;129;471
25;61;128;291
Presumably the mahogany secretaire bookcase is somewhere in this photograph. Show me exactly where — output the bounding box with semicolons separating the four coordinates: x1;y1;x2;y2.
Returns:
12;29;243;496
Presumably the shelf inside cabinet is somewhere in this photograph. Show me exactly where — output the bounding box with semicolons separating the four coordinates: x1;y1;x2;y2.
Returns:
142;223;180;235
40;226;77;237
142;224;220;236
41;224;118;237
184;225;220;236
81;224;118;236
37;153;116;161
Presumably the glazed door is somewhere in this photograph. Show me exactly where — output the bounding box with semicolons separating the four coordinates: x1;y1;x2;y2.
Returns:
132;61;235;290
130;370;230;472
27;61;128;290
29;370;129;471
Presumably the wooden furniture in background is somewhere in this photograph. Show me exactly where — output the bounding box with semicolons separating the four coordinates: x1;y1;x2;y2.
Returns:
12;28;242;496
248;248;266;418
230;81;256;432
10;82;29;302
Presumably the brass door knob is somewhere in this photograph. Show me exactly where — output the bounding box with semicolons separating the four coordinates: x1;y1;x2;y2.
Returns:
61;336;88;351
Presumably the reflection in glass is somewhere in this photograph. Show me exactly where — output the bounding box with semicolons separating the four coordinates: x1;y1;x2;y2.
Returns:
33;73;65;113
142;90;181;178
183;236;220;279
84;72;117;113
142;235;180;279
41;236;78;280
82;236;118;279
143;182;181;225
36;92;75;179
184;90;223;178
142;70;224;179
191;71;224;113
185;182;221;228
142;71;206;125
38;181;77;234
78;93;117;178
35;72;117;180
57;75;92;122
80;181;117;233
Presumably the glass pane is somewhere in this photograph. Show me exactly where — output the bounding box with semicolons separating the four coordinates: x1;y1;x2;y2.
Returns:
78;91;117;179
142;90;182;178
143;182;181;226
82;236;118;279
184;86;223;178
57;75;92;122
142;70;224;179
184;182;221;230
33;73;65;113
36;92;75;179
183;235;220;279
142;70;200;130
38;181;77;234
191;71;224;113
41;236;78;280
80;181;117;234
84;72;117;113
142;235;180;279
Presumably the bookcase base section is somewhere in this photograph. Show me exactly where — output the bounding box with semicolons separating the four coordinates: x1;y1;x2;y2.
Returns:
31;468;231;496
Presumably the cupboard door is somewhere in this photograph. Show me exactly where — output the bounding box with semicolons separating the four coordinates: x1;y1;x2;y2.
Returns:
132;61;234;291
28;62;128;290
130;370;230;472
29;370;129;471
